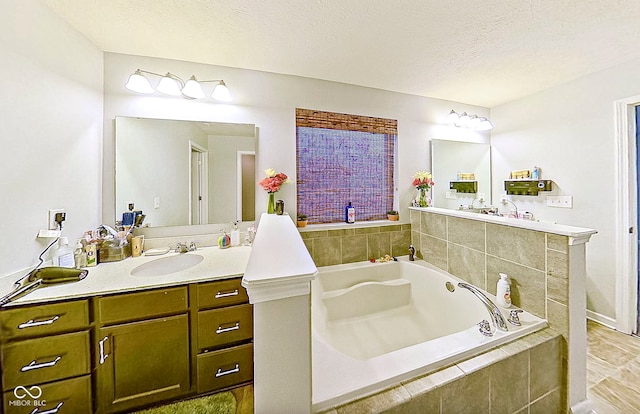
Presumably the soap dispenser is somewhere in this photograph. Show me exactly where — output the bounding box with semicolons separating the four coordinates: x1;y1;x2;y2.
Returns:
230;221;240;246
53;237;75;268
496;273;512;308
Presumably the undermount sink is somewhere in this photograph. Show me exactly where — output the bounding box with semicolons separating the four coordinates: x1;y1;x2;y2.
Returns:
130;254;204;277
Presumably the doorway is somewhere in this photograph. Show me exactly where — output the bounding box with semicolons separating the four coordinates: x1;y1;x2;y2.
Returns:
190;142;209;225
636;104;640;334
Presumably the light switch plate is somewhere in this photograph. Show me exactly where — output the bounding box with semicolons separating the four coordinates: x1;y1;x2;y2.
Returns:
445;191;457;199
547;195;573;208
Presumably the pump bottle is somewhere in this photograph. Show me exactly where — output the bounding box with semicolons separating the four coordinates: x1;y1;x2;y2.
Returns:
496;273;512;308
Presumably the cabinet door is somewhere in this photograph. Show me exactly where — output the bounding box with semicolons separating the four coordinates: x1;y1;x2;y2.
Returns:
95;314;190;414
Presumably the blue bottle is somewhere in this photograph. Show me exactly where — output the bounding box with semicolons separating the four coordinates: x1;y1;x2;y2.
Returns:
345;202;355;223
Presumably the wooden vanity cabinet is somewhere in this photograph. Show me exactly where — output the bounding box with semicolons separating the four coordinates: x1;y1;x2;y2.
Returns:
93;287;190;414
0;299;92;414
192;278;253;394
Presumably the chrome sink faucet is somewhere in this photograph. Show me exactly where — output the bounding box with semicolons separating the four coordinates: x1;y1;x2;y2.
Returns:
175;242;197;253
457;282;509;334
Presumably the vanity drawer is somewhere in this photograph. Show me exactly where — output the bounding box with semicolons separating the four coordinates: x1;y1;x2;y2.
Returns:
0;300;89;341
1;331;90;391
196;343;253;393
197;278;248;309
97;286;188;324
3;374;92;414
198;304;253;350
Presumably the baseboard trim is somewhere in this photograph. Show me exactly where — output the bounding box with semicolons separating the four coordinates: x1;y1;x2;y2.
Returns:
587;310;616;330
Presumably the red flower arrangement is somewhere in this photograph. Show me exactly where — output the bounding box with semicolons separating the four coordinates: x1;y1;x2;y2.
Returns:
259;168;289;193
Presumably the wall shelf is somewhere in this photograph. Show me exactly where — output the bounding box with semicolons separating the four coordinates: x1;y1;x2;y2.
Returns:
504;179;552;196
449;180;478;194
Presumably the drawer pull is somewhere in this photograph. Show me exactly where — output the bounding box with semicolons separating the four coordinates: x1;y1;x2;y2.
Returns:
215;363;240;378
99;336;109;365
216;322;240;334
18;315;60;329
32;401;63;414
20;356;62;372
215;289;239;299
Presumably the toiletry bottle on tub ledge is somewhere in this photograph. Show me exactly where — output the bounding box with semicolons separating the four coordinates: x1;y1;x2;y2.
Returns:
497;273;512;308
345;202;355;223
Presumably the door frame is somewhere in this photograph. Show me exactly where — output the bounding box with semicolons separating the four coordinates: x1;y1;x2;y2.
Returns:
237;150;255;221
614;95;640;334
189;141;209;225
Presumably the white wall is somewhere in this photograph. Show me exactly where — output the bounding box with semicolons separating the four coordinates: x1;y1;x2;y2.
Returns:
0;1;103;277
491;57;640;323
102;52;490;228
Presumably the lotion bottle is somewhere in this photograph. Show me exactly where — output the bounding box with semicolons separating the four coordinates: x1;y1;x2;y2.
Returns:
496;273;512;308
345;202;355;224
53;237;75;268
230;221;240;246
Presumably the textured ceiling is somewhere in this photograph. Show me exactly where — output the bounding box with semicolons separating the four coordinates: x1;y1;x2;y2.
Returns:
42;0;640;107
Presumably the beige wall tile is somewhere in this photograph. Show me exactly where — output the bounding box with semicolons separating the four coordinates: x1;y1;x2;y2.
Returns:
391;230;412;258
547;234;568;253
487;256;546;318
447;244;486;289
486;224;545;270
367;232;391;259
420;234;447;271
530;388;562;414
440;370;490;414
490;350;530;414
341;235;368;264
335;386;411;414
313;237;342;267
355;226;380;234
447;217;485;252
420;211;446;239
547;249;569;304
547;299;569;338
530;335;562;400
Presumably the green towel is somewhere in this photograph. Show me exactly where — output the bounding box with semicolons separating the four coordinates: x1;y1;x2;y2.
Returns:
133;392;236;414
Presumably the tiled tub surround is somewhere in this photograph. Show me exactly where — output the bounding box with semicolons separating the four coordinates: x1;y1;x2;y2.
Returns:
299;222;412;266
312;258;547;412
409;207;597;413
318;328;563;414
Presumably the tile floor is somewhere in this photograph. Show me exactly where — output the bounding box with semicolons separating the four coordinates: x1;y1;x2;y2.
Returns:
587;320;640;413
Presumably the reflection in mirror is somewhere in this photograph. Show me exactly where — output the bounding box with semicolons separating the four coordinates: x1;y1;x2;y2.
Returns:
430;139;491;209
115;117;256;228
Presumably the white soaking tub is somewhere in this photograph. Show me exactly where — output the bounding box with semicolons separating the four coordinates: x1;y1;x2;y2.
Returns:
311;257;547;411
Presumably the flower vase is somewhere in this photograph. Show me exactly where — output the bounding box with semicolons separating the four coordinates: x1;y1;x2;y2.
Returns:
267;192;276;214
419;188;429;207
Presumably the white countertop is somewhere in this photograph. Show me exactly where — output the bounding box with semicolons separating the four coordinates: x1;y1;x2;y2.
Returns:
411;206;598;239
0;245;251;307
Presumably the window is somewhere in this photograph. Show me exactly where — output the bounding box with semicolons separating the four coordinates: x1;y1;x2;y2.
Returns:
296;109;397;223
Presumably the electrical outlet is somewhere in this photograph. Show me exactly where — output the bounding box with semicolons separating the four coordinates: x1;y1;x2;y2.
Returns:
546;195;573;208
477;193;486;203
445;190;457;199
500;194;508;203
154;196;161;209
48;209;66;230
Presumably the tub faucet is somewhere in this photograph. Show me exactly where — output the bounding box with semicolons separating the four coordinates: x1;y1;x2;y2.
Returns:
408;245;415;261
458;282;509;332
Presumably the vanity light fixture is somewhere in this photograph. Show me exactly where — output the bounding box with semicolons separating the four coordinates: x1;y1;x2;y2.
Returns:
445;110;494;131
124;69;232;102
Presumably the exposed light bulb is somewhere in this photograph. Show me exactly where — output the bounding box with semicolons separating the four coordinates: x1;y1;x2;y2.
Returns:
457;112;471;127
476;118;494;131
125;70;153;94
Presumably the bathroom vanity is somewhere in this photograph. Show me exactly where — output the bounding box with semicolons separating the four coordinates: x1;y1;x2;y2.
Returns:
0;246;252;414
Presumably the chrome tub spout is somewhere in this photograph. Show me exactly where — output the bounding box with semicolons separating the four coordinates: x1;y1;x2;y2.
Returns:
458;282;509;332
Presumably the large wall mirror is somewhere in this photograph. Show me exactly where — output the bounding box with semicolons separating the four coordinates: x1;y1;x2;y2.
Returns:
115;117;256;228
431;139;491;209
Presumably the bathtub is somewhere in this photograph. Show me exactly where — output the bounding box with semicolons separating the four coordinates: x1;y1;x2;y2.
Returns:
311;257;548;411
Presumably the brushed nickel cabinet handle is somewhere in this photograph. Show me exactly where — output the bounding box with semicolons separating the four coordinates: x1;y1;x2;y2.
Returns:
214;289;239;299
32;401;63;414
215;363;240;378
99;336;109;365
20;356;62;372
18;315;60;329
216;322;240;334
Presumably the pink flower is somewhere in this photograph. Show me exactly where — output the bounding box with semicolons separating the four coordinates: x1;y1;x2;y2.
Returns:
259;169;289;193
